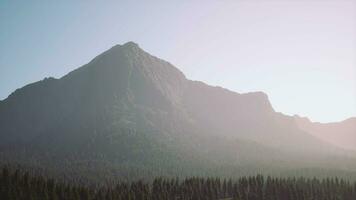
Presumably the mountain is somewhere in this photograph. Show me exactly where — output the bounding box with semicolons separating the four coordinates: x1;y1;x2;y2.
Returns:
0;42;355;181
295;116;356;151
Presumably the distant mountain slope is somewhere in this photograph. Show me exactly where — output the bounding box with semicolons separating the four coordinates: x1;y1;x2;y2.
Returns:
0;42;355;180
182;81;342;154
295;116;356;151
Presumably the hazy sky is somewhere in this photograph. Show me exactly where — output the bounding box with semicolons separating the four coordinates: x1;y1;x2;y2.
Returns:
0;0;355;122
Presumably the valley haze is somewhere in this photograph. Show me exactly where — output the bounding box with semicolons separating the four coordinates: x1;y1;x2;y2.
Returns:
1;1;356;199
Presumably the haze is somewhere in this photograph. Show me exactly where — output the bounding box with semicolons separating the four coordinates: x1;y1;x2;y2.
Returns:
0;0;355;122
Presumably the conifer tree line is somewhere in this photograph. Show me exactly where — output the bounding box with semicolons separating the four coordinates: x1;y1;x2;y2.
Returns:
1;166;356;200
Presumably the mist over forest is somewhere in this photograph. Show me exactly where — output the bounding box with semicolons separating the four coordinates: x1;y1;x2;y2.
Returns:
0;1;355;199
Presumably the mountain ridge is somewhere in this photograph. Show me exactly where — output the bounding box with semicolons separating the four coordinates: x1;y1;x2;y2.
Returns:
295;115;356;151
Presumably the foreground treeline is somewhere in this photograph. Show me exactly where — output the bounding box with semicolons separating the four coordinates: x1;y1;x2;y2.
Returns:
1;167;356;200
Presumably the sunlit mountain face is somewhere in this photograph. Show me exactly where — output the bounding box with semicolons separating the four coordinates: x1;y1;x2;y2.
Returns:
295;116;356;151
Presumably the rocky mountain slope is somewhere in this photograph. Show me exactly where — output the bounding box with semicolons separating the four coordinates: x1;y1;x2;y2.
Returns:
0;42;355;181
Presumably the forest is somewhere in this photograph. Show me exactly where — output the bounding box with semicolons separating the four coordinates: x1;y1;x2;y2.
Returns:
1;166;356;200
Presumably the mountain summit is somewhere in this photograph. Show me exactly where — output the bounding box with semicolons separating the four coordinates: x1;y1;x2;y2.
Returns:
0;42;355;181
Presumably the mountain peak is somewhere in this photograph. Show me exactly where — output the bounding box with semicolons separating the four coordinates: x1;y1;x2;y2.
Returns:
108;41;140;53
104;41;141;56
122;41;139;48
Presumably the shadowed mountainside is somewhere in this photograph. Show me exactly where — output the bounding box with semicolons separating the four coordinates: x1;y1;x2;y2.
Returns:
0;42;355;181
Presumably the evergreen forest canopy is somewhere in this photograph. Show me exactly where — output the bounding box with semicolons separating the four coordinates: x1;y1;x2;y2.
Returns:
1;166;356;200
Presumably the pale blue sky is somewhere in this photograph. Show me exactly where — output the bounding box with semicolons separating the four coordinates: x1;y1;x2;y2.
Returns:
0;0;355;122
